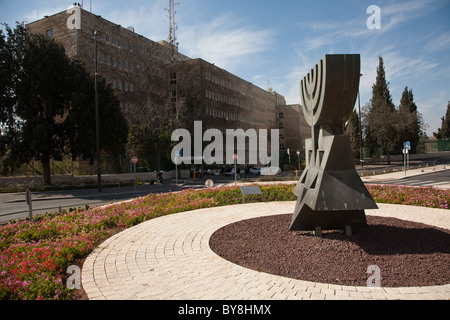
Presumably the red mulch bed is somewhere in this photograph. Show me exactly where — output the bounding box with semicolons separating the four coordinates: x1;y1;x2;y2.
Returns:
209;214;450;287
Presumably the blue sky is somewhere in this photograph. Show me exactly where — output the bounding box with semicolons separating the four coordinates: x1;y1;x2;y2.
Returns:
1;0;449;137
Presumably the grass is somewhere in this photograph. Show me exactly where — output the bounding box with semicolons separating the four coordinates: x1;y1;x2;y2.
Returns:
0;183;448;300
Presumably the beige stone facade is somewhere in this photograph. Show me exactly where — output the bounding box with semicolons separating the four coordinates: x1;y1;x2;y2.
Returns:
26;5;310;160
277;104;311;153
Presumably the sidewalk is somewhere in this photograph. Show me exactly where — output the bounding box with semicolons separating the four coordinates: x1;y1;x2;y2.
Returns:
82;202;450;300
361;164;449;189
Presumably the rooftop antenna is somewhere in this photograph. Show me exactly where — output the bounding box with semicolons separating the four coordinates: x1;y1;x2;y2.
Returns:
166;0;179;62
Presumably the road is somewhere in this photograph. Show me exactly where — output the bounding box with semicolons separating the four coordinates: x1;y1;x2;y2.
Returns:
0;176;235;224
1;168;449;224
366;169;450;188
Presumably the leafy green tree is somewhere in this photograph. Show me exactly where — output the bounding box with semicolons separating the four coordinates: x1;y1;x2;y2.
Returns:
0;23;26;162
1;23;128;184
365;56;400;163
65;60;128;164
345;109;361;160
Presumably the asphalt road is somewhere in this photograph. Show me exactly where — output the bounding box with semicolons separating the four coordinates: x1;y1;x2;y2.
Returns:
368;169;450;188
1;168;449;224
0;176;235;224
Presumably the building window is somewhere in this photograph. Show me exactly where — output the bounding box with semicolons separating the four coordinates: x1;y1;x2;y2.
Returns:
130;84;134;92
278;122;284;129
124;62;128;71
106;35;110;42
46;28;54;38
118;39;122;47
129;63;133;72
112;37;116;45
124;83;128;92
118;60;122;69
118;81;122;90
278;112;284;119
170;90;177;102
112;59;116;67
170;72;177;85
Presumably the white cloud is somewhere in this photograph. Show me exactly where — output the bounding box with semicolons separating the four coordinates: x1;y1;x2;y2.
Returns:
178;14;275;71
24;4;68;23
103;1;168;41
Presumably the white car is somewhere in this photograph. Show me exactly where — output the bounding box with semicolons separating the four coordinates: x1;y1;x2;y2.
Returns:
249;167;261;175
260;167;281;176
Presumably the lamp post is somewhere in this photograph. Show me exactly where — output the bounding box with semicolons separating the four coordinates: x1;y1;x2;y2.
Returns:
94;30;102;192
358;73;363;168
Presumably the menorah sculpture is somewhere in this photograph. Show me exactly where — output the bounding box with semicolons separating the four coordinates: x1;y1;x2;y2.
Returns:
290;54;378;234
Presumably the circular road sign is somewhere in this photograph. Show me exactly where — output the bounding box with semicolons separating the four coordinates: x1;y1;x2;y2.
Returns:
131;156;138;164
205;179;214;188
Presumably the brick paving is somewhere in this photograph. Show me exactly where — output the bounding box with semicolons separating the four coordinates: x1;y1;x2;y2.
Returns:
82;202;450;300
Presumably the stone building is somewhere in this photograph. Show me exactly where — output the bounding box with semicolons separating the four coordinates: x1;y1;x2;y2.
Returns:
26;5;310;167
27;5;190;116
277;104;311;153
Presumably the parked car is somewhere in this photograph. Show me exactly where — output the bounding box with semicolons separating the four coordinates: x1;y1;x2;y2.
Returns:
224;167;235;176
249;167;261;175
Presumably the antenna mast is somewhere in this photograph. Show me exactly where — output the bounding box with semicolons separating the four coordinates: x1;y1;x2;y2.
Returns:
166;0;179;62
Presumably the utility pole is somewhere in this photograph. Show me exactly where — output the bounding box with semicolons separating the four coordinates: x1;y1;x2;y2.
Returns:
94;30;102;192
358;73;363;168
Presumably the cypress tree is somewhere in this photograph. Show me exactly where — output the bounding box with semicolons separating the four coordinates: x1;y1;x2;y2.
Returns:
366;56;399;163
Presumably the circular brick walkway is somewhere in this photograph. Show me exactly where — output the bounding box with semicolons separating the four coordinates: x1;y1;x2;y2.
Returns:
82;202;450;300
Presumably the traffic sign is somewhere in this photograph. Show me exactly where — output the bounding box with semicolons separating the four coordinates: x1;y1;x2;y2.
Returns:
131;156;138;164
233;154;238;160
404;141;411;150
297;150;300;156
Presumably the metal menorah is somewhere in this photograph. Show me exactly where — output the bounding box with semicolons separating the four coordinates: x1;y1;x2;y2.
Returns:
290;54;378;234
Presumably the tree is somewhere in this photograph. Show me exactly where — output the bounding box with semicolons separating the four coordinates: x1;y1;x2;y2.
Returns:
434;102;450;139
0;23;26;163
398;86;423;153
345;109;361;160
1;24;128;184
365;56;400;163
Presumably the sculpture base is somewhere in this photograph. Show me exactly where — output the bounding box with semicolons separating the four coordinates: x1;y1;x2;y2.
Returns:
289;205;368;232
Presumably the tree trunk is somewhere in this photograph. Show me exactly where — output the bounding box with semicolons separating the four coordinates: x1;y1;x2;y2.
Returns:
42;156;52;185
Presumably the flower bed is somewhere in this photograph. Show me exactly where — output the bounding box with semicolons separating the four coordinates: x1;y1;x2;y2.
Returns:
0;183;448;300
366;184;449;209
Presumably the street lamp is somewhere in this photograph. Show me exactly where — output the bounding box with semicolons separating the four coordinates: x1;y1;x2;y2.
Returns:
358;73;363;168
94;30;102;192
